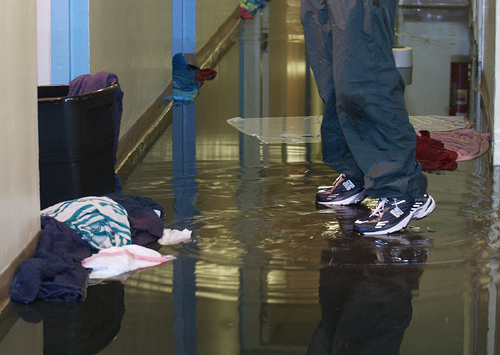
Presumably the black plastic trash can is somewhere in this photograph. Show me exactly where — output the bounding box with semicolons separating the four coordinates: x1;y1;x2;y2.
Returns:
38;84;117;209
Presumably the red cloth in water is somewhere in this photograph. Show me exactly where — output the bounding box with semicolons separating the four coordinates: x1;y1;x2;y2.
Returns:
416;130;458;171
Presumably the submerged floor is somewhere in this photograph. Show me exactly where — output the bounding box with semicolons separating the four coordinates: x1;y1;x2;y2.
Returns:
1;2;499;355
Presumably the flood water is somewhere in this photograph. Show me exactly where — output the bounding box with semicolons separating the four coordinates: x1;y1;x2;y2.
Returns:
1;1;500;355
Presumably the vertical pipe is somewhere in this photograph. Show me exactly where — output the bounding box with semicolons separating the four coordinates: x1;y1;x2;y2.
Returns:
173;0;196;57
69;0;89;79
51;0;70;84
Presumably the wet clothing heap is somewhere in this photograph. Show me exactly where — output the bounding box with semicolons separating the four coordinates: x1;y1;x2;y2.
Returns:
416;131;458;171
10;217;93;303
414;127;490;171
41;196;131;250
427;128;490;162
104;193;166;246
301;0;427;201
11;193;186;303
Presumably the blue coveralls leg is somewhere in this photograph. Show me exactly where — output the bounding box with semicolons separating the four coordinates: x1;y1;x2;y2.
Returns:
301;0;427;201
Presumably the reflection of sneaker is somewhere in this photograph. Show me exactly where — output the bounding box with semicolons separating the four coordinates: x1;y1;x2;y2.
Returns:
354;194;435;235
316;174;365;206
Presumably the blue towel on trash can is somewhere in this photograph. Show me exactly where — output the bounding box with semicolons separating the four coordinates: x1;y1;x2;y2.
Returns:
10;216;92;304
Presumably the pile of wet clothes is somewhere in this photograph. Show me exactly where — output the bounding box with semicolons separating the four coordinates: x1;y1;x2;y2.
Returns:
415;128;490;171
10;193;191;304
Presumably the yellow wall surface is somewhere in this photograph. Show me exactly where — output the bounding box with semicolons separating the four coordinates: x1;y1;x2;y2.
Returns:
0;2;40;273
196;0;239;54
488;0;500;164
89;0;173;138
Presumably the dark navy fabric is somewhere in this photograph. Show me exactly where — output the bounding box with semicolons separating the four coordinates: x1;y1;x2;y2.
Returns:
68;71;124;165
105;193;165;246
301;0;427;200
10;217;92;303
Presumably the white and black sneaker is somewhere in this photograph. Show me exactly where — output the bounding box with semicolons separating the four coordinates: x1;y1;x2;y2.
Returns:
316;174;366;206
354;193;435;235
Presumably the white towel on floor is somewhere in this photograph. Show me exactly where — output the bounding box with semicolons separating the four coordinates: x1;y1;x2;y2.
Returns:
158;228;192;245
82;244;175;279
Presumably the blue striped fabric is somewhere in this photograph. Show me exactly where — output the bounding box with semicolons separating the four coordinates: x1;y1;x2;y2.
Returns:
41;196;131;249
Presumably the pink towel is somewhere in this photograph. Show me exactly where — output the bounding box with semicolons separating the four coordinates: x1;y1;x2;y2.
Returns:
428;128;490;162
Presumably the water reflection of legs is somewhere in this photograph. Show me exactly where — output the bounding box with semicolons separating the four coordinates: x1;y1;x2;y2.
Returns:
171;101;199;355
308;213;432;354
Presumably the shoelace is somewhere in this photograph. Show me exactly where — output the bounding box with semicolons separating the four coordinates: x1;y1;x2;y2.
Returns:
331;174;345;189
369;198;388;217
369;198;406;217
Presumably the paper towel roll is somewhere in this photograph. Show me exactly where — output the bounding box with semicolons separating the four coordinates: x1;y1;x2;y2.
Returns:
393;46;412;68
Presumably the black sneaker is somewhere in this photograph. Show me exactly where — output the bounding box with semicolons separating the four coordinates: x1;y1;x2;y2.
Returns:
316;174;365;206
354;193;435;235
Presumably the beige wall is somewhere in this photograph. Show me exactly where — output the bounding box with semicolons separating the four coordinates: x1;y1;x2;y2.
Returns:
196;0;238;53
489;0;500;164
478;0;500;164
0;2;40;273
89;0;173;138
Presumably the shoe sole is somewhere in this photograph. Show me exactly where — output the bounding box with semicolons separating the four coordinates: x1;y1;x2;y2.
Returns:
357;195;435;236
316;192;366;207
413;195;436;220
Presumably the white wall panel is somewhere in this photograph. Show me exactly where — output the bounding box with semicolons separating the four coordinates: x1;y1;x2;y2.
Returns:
0;1;40;273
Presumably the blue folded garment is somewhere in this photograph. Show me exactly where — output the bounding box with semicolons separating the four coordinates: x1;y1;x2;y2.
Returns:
10;217;93;303
104;193;165;246
171;53;200;89
165;86;200;105
164;53;201;104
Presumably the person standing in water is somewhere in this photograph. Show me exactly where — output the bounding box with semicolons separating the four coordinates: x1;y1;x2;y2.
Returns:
301;0;435;235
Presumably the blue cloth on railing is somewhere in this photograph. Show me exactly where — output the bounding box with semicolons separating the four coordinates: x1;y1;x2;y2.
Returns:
10;217;93;304
104;193;165;246
164;53;201;105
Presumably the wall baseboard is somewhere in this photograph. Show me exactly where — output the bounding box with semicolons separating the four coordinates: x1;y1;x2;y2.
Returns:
0;231;40;314
115;84;174;182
